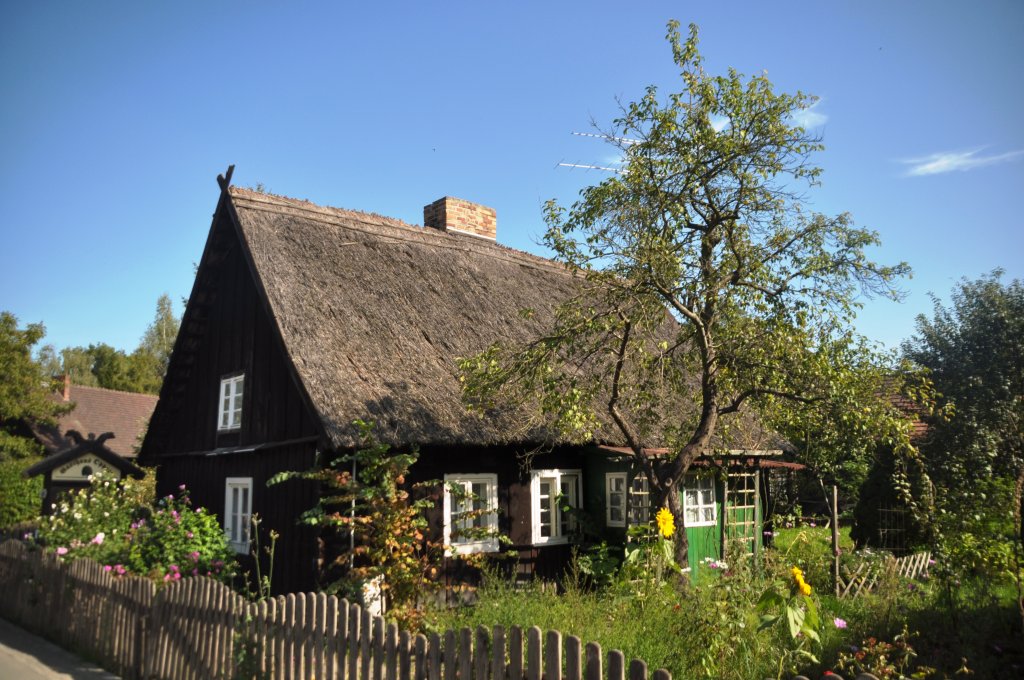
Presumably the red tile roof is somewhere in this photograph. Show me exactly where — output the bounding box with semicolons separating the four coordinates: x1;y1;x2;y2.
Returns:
31;384;158;458
889;391;930;443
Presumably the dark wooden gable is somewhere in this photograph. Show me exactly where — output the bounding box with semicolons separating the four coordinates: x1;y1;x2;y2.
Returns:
141;189;324;459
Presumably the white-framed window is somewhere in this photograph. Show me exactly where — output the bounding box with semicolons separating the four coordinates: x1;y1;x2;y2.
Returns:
605;472;627;527
218;374;244;431
684;475;717;527
530;469;581;545
628;473;651;527
443;474;499;555
224;477;253;553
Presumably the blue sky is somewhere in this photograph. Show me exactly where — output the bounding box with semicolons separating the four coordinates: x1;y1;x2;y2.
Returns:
1;1;1021;356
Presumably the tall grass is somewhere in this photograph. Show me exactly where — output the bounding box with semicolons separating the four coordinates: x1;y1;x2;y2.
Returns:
424;528;1022;679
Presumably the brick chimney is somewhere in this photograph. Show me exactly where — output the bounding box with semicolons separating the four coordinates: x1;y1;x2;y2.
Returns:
423;197;496;240
62;374;71;401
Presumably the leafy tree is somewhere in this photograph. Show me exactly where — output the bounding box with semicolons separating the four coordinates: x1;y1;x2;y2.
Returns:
90;343;135;391
56;346;101;387
902;272;1022;577
460;22;909;564
769;351;933;509
0;313;68;526
0;312;69;459
138;293;179;379
903;271;1024;488
35;295;179;395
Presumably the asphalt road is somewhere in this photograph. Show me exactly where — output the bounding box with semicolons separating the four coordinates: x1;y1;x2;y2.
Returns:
0;617;120;680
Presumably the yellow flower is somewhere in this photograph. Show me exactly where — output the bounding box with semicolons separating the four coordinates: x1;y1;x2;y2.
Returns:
791;565;812;595
655;507;675;538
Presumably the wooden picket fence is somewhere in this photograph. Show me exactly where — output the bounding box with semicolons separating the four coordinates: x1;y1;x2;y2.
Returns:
838;550;932;599
0;539;669;680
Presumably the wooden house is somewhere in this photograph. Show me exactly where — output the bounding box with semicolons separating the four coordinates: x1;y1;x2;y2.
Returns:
139;171;786;593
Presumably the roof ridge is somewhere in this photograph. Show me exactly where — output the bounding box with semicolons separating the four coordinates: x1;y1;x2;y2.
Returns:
229;186;576;278
66;384;160;400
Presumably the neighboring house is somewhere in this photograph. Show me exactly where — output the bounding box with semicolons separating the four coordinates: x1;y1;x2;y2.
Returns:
30;377;158;459
139;173;786;593
12;378;156;515
25;431;145;515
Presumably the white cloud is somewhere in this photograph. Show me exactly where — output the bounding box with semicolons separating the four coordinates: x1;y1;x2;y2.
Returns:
791;98;827;129
901;148;1024;176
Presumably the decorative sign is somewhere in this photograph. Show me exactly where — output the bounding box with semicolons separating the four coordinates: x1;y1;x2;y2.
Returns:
51;455;121;482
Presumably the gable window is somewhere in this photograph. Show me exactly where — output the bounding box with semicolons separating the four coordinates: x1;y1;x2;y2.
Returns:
605;472;627;527
443;474;499;555
224;477;252;553
684;475;717;527
628;473;651;527
531;469;581;545
218;374;244;431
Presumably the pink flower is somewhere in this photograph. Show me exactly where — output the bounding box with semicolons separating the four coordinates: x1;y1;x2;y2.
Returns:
190;551;200;562
833;617;847;629
809;521;817;527
186;531;193;539
178;484;187;491
91;532;105;545
56;547;68;556
104;565;113;572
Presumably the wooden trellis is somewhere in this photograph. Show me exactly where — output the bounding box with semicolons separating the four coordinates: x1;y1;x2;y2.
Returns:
838;551;932;599
722;471;759;558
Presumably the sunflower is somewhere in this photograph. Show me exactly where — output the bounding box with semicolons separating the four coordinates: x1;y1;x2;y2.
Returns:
655;508;675;538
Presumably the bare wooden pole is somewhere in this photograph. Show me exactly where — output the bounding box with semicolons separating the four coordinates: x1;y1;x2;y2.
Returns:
832;484;840;597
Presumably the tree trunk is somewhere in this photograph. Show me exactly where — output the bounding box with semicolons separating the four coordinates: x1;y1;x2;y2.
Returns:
665;484;689;567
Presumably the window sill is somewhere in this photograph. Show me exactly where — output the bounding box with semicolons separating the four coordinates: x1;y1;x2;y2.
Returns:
447;540;499;556
532;536;574;547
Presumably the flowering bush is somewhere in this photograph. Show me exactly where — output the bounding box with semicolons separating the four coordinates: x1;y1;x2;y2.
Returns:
36;471;235;584
121;490;235;582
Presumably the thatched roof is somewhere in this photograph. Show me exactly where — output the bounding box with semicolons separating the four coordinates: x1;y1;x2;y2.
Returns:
184;186;782;452
228;187;593;448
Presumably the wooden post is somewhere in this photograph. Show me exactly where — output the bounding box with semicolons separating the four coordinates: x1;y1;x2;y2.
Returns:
831;484;840;597
720;471;729;559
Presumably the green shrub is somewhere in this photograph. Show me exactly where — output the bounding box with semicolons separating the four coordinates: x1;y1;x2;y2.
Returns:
0;456;43;527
